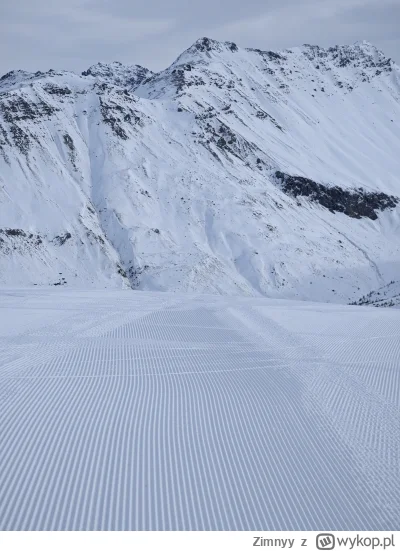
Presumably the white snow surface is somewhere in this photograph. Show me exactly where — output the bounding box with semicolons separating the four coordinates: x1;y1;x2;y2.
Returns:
0;288;399;530
1;38;400;302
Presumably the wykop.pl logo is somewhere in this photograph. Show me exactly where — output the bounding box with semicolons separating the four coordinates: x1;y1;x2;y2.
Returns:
316;534;335;550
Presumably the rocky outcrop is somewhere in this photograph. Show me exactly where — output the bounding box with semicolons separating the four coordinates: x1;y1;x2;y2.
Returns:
350;281;400;307
82;62;153;89
275;171;399;220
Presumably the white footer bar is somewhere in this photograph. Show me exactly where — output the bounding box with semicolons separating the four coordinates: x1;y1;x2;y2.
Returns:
0;531;398;551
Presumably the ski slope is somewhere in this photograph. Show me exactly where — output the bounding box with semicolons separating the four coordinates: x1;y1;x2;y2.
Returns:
0;288;399;530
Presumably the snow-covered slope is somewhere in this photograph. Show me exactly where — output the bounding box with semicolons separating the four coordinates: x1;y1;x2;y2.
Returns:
350;280;400;307
1;38;400;302
1;289;399;529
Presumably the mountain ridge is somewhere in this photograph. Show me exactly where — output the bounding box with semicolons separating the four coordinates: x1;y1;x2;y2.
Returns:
1;38;395;93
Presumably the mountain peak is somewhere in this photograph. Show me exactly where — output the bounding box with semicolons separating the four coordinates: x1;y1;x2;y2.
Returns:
191;37;239;53
0;68;76;92
353;39;378;49
173;37;239;65
295;40;394;73
82;61;153;89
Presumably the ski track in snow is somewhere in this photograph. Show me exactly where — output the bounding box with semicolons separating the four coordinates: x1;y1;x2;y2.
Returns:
0;288;399;530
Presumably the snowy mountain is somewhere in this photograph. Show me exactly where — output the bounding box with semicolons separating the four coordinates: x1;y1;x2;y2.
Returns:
1;37;400;304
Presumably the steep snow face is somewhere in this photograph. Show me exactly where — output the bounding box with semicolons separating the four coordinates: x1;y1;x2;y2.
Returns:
1;38;400;302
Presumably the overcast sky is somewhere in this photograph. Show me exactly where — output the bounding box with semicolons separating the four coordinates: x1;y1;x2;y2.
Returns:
1;0;399;76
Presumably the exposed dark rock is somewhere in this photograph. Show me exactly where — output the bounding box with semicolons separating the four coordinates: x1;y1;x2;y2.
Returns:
98;96;141;138
0;96;57;123
193;116;259;164
63;134;74;152
63;133;77;168
302;43;393;88
86;230;105;246
195;37;214;52
275;171;399;220
1;228;26;237
0;123;10;146
53;279;67;286
193;37;237;54
217;136;227;148
117;264;128;278
99;98;128;139
9;124;31;154
255;109;283;131
349;281;400;307
0;70;23;82
0;124;11;163
0;229;43;253
249;48;285;63
124;264;150;288
170;66;206;94
82;63;151;89
53;232;72;246
43;84;72;95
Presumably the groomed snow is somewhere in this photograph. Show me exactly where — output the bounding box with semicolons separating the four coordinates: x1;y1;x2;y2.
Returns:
0;288;399;530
